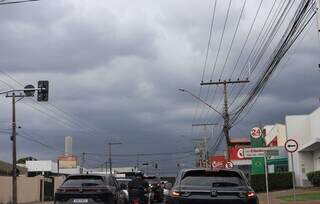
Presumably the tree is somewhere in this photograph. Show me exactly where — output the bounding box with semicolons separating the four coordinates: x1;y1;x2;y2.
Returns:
17;156;37;164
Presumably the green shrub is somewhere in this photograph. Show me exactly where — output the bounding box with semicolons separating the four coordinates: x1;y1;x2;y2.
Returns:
250;172;293;192
307;171;320;187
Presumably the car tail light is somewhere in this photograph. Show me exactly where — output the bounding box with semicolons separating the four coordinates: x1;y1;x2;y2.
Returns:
171;191;181;197
247;191;256;198
56;188;66;193
96;188;110;193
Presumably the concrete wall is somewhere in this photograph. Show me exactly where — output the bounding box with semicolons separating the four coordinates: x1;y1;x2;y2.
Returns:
0;176;65;204
0;176;41;203
54;176;65;190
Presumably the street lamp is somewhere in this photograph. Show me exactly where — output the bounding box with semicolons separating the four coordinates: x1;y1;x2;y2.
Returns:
178;88;231;160
178;89;223;116
108;142;122;174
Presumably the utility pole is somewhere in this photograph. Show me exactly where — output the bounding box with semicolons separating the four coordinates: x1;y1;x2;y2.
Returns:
316;0;320;32
108;142;122;174
11;93;17;204
200;79;249;160
109;143;112;174
0;81;49;204
192;123;218;168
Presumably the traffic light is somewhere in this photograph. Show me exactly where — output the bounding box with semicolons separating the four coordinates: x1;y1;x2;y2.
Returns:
155;163;158;169
37;80;49;102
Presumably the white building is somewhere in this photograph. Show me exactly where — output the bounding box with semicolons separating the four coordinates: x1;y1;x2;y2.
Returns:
264;123;287;147
26;160;58;174
26;160;83;175
286;107;320;186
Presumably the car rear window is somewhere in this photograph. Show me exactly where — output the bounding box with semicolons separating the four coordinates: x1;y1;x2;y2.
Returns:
62;175;105;187
181;170;244;187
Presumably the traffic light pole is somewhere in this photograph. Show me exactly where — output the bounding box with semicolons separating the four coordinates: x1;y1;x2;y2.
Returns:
0;82;49;204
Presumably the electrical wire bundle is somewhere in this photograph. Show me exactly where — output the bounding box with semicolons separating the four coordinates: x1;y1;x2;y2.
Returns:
230;0;316;126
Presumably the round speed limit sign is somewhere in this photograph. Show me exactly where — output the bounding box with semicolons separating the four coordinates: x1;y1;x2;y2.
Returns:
225;161;234;169
250;127;262;139
285;139;298;153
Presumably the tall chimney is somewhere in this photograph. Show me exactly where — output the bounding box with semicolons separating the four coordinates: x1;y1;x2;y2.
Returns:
65;136;73;156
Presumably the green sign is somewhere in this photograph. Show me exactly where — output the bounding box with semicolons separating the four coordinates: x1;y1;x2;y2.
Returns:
250;127;266;175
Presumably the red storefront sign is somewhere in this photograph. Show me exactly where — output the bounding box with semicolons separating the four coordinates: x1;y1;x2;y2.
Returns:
229;146;247;160
210;155;226;168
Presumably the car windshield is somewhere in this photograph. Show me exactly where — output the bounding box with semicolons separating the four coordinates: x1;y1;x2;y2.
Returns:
62;176;105;187
181;171;244;187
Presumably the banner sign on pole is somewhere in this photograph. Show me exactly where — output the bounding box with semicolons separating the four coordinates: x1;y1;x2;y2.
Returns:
244;147;279;158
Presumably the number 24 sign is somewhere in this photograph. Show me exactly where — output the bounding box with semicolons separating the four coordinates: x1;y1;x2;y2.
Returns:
251;127;262;139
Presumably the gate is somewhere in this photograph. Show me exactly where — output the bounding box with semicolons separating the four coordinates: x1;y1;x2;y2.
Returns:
40;177;54;201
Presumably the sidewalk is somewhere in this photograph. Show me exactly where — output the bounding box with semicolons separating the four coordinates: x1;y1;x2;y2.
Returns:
258;188;320;204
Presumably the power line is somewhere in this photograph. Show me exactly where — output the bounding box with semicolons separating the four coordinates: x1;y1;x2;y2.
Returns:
230;0;316;125
196;0;234;134
86;150;193;158
0;0;39;5
192;0;218;141
218;0;247;80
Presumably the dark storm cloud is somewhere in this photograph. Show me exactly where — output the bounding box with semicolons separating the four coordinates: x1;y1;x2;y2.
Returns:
0;0;319;173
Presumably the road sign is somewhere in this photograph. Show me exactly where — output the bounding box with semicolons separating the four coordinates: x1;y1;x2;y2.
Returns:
285;139;298;153
244;147;279;158
250;127;262;139
225;161;234;169
24;85;35;96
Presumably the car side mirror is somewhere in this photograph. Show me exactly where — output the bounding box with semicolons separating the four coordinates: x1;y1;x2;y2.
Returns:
164;183;172;190
120;183;127;190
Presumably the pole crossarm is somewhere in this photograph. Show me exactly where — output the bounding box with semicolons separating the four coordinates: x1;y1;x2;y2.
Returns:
200;79;250;86
192;123;219;126
0;88;44;95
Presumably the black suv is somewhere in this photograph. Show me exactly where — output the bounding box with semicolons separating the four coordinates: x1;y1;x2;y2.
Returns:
166;168;258;204
54;174;126;204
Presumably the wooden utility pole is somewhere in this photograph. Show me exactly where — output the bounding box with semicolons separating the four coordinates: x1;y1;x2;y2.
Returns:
12;93;17;204
201;79;249;160
316;0;320;32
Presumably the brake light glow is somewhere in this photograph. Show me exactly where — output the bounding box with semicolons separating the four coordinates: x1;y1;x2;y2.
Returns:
247;191;256;198
171;191;181;197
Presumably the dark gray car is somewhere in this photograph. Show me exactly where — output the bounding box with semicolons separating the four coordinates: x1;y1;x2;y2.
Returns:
54;174;126;204
166;168;259;204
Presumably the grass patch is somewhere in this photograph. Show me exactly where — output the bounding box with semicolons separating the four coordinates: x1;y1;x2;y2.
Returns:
278;192;320;202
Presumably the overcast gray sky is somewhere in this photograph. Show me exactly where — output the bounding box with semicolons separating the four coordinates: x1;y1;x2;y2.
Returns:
0;0;319;175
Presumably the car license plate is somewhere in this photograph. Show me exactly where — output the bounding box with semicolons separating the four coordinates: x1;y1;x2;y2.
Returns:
73;199;88;203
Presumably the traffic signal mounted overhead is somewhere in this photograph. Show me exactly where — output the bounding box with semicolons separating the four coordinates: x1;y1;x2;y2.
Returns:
37;80;49;101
